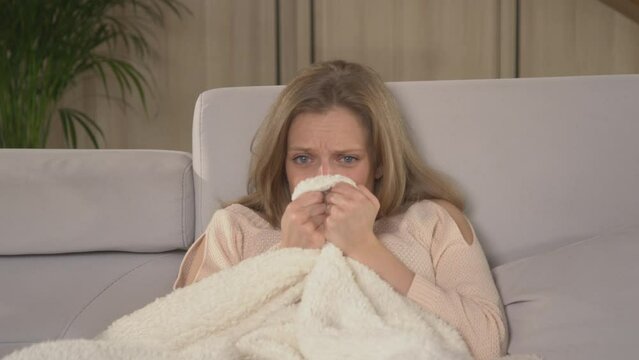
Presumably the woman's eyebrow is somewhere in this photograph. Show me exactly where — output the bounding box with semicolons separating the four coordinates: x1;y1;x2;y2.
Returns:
287;147;365;153
288;146;312;152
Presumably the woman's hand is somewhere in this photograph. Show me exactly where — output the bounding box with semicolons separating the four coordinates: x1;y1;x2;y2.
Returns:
324;183;380;255
280;191;327;249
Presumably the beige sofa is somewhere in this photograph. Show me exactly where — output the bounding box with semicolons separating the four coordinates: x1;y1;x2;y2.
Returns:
1;74;638;359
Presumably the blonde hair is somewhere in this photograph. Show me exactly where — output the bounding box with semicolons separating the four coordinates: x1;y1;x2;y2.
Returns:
233;60;465;228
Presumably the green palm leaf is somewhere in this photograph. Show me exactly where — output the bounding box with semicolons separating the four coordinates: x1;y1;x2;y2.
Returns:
59;108;106;149
0;0;189;149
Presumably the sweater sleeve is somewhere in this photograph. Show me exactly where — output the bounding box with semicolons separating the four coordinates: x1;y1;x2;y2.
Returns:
173;209;243;290
406;203;509;360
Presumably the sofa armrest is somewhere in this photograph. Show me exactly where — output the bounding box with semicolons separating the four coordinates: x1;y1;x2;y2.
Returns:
0;149;194;255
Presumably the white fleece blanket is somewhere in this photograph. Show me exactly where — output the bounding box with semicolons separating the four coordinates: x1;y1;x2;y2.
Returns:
5;243;539;360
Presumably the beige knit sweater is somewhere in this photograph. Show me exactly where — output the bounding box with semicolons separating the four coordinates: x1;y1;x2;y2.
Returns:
174;199;508;360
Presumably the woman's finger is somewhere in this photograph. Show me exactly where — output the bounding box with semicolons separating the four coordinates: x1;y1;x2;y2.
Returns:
310;214;327;228
357;184;380;208
326;188;361;208
288;203;324;225
294;191;325;206
306;203;328;217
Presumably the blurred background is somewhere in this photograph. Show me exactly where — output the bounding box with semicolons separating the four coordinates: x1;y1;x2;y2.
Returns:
33;0;639;150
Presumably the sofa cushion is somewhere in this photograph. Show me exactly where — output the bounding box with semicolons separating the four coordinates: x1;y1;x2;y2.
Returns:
0;149;194;254
492;224;639;360
0;251;185;357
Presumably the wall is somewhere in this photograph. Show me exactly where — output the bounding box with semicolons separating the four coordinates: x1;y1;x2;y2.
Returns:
520;0;639;77
48;0;639;150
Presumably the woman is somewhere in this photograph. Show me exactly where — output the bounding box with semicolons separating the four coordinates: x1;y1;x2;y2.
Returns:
174;60;508;360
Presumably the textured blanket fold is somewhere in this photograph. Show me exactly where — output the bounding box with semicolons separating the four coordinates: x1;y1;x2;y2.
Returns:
5;244;538;360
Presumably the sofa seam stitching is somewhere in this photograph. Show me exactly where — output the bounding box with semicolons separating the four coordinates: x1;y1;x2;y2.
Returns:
58;253;173;339
183;162;193;248
198;93;204;241
181;162;189;249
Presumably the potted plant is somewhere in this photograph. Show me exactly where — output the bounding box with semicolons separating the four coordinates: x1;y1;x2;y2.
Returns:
0;0;188;148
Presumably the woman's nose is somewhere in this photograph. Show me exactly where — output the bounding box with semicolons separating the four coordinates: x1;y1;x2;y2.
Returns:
317;160;332;176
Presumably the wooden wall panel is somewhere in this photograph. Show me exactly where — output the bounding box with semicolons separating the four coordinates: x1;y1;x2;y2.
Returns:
499;0;517;78
50;0;277;151
520;0;639;77
314;0;505;81
279;0;312;84
600;0;639;24
47;0;639;150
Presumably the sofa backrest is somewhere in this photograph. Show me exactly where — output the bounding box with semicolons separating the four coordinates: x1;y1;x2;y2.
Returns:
192;75;639;266
0;149;194;255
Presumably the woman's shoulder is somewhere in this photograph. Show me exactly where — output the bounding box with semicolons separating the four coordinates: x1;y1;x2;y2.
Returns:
399;199;447;219
213;203;273;230
401;199;475;245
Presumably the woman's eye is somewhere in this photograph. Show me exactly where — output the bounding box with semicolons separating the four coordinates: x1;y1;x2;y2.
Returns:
293;155;310;164
341;155;358;164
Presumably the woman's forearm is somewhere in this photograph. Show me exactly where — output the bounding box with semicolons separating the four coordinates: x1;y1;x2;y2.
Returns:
347;233;416;295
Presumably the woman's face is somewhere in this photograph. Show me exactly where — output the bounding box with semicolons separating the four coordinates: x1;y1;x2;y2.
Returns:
285;106;379;195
